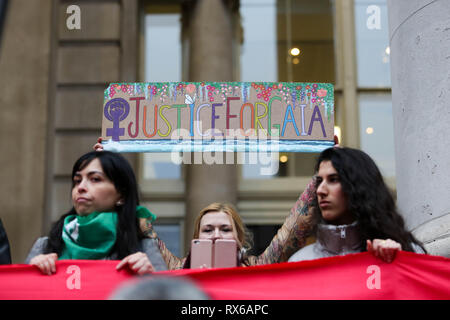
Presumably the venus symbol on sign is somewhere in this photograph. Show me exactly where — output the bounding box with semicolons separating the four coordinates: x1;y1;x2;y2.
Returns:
104;98;130;141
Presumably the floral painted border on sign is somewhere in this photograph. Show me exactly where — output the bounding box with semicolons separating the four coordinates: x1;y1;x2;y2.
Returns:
101;82;334;153
104;82;333;121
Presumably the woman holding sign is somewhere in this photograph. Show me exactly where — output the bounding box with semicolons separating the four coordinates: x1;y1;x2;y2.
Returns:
26;151;167;275
288;147;426;263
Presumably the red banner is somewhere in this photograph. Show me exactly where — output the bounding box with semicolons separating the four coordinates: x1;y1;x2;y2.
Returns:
0;251;448;300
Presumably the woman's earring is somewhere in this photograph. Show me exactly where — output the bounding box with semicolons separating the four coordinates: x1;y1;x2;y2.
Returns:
116;200;124;206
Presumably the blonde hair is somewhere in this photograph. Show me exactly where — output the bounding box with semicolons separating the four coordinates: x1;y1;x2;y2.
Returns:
193;203;252;250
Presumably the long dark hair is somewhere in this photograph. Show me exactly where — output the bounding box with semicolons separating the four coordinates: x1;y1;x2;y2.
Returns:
313;147;426;253
46;151;142;259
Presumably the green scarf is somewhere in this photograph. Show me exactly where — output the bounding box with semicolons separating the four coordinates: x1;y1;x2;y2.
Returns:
60;206;156;260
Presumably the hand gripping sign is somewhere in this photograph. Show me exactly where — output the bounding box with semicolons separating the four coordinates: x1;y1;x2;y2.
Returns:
101;82;334;153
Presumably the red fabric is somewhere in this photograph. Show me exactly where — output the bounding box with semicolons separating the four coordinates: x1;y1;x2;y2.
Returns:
173;251;450;300
0;260;134;300
0;251;448;300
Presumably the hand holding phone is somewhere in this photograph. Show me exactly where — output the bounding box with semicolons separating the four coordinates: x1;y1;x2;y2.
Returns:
213;239;237;268
191;239;213;269
190;239;237;269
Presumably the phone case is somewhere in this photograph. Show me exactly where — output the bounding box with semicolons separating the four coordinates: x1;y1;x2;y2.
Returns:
190;239;213;269
213;239;237;268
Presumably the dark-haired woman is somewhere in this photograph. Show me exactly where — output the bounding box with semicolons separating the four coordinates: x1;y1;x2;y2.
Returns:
288;147;426;263
26;151;167;275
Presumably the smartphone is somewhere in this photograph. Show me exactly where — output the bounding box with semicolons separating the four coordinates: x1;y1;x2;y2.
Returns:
190;239;213;269
213;239;237;268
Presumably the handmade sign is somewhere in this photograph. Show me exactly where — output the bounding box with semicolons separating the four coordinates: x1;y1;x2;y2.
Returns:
101;82;334;152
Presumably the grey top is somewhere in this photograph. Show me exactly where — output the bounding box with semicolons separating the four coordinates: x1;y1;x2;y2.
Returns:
288;221;363;262
288;221;425;263
25;237;168;271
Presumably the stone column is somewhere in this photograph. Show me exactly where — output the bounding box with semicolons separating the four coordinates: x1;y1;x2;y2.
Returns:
182;0;238;254
387;0;450;256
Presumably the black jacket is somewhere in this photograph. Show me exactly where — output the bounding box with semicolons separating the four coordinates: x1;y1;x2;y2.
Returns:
0;218;12;264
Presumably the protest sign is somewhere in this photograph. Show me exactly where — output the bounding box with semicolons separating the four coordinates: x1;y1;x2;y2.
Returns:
101;82;334;152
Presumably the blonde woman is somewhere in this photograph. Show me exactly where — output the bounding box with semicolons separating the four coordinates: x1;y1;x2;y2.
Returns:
155;188;316;269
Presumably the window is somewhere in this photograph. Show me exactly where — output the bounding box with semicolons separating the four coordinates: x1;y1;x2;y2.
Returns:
143;5;182;180
238;0;335;252
359;93;395;178
354;0;395;185
246;224;281;256
240;0;335;179
240;0;278;82
240;0;278;179
141;2;185;255
152;224;182;257
354;0;391;88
